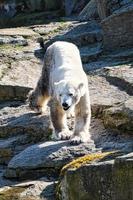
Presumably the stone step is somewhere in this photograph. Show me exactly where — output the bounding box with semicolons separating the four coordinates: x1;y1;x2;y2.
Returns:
0;103;51;139
0;36;28;46
85;62;133;96
103;98;133;133
0;27;38;37
43;29;103;49
102;47;133;61
80;43;102;63
0;58;41;101
0;84;32;101
0;135;30;165
41;21;103;49
4;117;132;180
83;58;132;73
0;174;56;200
102;64;133;96
84;47;133;73
0;69;130;140
101;4;133;51
59;152;133;200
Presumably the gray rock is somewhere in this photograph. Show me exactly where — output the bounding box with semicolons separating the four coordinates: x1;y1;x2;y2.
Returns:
84;58;131;72
80;42;102;63
106;64;133;94
88;75;129;116
0;104;51;139
101;5;133;51
0;84;32;101
103;98;133;133
5;140;96;179
0;133;41;165
0;176;56;200
79;0;98;21
0;27;38;37
64;0;77;16
0;36;28;46
0;135;26;165
4;115;132;180
42;21;102;49
58;152;133;200
0;59;42;101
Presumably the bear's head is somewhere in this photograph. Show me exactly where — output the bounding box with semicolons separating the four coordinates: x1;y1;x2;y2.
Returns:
54;80;86;111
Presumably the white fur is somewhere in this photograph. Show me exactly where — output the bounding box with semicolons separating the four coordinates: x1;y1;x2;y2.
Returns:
48;42;88;95
47;42;91;144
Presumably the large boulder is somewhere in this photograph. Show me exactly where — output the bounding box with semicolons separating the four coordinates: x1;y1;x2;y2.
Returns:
58;152;133;200
4;140;96;179
103;98;133;133
101;5;133;51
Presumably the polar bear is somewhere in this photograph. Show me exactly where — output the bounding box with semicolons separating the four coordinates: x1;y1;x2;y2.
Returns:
28;41;91;144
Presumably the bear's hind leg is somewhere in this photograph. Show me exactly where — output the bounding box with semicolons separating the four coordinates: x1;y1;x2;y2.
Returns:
50;99;73;140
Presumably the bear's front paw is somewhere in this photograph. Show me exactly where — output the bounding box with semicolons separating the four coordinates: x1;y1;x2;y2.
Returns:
52;130;73;141
70;132;91;145
58;130;73;140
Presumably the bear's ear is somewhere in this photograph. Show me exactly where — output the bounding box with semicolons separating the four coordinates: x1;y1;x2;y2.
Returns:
78;83;85;97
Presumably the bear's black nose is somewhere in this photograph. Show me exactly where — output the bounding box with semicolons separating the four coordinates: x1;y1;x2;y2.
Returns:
62;102;68;108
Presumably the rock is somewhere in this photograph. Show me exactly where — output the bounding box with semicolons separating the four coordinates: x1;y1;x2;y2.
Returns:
4;115;133;180
96;0;108;20
0;135;29;165
0;165;17;188
101;5;133;51
45;0;61;11
0;104;51;139
103;47;133;62
101;63;133;95
103;98;133;133
88;75;129;116
0;59;42;100
0;36;28;46
0;84;32;101
5;140;96;179
79;0;98;21
0;27;38;37
0;59;41;88
90;118;133;152
0;176;56;200
28;0;43;11
84;58;132;73
80;42;102;63
43;21;102;49
58;152;133;200
107;0;133;15
19;178;56;200
63;0;78;16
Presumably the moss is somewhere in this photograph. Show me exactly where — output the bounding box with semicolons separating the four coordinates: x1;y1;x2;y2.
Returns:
0;187;26;200
0;44;24;51
60;152;114;177
56;152;116;200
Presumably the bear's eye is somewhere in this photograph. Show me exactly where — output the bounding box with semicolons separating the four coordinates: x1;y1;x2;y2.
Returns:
59;94;62;97
68;93;73;96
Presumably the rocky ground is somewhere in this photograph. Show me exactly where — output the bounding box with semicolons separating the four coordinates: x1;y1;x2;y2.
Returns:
0;12;133;200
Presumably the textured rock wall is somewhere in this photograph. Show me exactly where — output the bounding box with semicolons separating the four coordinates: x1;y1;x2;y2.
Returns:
107;0;133;15
59;153;133;200
101;6;133;51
